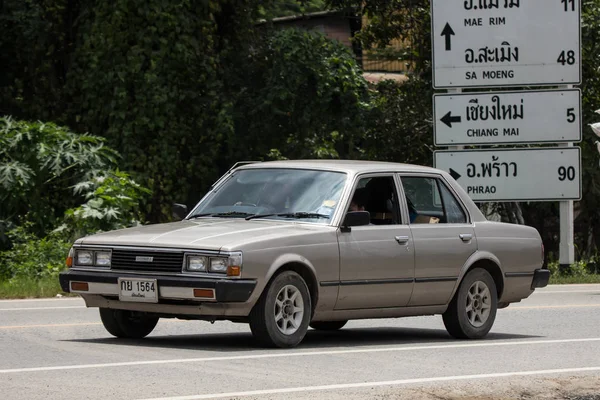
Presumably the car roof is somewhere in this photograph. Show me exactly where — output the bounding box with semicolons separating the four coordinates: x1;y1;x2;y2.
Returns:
236;160;442;175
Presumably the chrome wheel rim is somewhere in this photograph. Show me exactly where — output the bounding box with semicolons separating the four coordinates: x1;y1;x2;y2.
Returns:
466;280;492;328
274;285;304;335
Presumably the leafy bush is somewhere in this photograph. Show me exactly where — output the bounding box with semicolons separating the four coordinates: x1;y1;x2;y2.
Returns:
0;170;150;280
547;257;600;279
0;117;150;281
0;223;71;280
58;170;150;240
0;116;118;244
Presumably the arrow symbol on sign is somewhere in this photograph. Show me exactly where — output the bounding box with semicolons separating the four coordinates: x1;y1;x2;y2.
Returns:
440;111;462;128
449;168;461;181
441;23;455;51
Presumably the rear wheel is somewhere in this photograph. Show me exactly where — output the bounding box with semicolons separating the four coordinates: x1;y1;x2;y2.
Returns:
99;308;159;339
249;271;311;348
310;320;347;331
442;268;497;339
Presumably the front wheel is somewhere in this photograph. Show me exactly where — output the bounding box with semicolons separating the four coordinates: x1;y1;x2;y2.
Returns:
99;308;159;339
442;268;497;339
249;271;311;348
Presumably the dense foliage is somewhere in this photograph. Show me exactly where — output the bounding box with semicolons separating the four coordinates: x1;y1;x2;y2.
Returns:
1;0;599;283
0;117;118;242
230;28;372;161
0;118;149;280
0;224;71;280
258;0;327;19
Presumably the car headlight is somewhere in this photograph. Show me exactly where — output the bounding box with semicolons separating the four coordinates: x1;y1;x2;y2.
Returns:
183;252;242;277
186;255;208;272
72;249;112;267
75;250;93;266
209;257;228;273
95;251;112;267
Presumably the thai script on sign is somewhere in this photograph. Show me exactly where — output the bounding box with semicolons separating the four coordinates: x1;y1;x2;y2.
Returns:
465;96;524;121
466;41;518;64
464;0;520;10
467;156;517;178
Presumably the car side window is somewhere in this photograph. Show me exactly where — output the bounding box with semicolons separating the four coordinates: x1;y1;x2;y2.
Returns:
400;176;466;224
439;181;467;223
347;176;402;225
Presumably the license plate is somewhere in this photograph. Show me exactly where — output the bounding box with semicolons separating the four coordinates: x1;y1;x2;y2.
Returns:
118;278;158;303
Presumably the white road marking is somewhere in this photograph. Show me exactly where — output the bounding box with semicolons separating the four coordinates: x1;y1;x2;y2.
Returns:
534;290;599;294
1;337;599;374
0;322;102;330
136;366;600;400
0;306;86;311
546;284;600;287
508;304;600;310
0;298;82;303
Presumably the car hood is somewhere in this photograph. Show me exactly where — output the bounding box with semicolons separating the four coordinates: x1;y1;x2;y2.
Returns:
77;218;332;251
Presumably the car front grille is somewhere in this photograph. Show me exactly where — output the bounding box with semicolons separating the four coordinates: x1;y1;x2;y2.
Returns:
111;249;184;273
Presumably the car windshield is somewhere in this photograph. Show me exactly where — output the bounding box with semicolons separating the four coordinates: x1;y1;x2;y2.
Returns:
188;168;347;224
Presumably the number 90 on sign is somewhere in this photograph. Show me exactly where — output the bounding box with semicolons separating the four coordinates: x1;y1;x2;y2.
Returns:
558;166;576;181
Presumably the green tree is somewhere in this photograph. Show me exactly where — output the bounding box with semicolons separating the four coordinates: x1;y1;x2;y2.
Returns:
327;0;432;77
0;117;118;243
230;28;372;161
65;0;229;221
0;0;264;222
0;0;80;122
577;0;600;258
258;0;328;19
363;78;433;164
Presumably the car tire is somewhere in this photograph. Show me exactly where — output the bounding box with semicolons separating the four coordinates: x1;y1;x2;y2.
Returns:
442;268;498;339
249;271;311;348
99;308;159;339
309;320;348;331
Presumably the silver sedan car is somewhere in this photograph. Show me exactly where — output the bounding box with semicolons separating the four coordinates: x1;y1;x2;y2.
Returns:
59;160;549;347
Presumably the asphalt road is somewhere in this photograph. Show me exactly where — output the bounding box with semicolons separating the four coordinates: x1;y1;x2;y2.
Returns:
1;285;599;400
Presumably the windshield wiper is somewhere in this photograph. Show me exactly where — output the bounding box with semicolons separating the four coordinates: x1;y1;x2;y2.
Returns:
189;211;252;219
246;212;330;220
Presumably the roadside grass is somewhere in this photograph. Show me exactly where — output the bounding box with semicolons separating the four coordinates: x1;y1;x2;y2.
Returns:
0;276;73;299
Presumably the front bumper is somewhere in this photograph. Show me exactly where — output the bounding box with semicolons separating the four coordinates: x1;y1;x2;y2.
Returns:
59;269;256;303
531;268;550;289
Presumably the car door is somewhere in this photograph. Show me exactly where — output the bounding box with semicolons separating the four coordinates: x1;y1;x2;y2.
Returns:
335;174;415;310
399;174;477;307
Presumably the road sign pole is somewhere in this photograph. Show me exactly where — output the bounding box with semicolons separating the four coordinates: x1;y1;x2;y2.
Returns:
559;85;575;272
559;194;575;272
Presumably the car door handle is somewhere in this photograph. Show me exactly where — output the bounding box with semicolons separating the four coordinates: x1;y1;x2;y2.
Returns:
395;235;410;244
459;233;473;242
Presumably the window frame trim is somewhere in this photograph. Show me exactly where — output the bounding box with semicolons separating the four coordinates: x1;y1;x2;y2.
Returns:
397;172;472;225
338;172;408;227
437;178;469;224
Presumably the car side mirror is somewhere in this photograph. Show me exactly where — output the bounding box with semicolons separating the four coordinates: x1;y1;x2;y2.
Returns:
172;203;188;220
342;211;370;231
